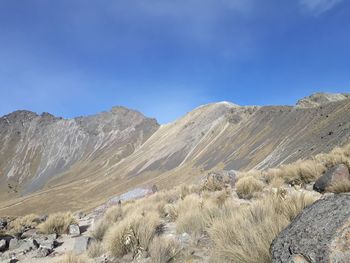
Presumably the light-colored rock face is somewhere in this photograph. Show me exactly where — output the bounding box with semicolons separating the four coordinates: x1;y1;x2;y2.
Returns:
0;93;350;215
296;92;350;108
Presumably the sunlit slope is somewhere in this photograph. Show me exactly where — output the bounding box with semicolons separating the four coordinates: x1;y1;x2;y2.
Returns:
0;93;349;215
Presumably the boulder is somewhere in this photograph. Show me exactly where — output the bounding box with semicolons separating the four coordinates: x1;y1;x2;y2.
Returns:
0;239;6;252
73;236;91;254
21;229;37;239
314;164;350;192
9;239;35;254
8;238;19;250
69;224;81;237
271;194;350;263
33;234;57;251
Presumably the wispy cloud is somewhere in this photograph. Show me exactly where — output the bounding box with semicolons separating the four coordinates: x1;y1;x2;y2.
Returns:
300;0;343;15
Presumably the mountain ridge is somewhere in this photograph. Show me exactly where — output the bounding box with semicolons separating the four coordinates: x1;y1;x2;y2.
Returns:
0;92;349;215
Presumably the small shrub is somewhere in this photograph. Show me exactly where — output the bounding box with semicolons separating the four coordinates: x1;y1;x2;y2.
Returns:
235;176;264;199
8;214;39;234
160;203;178;221
175;194;204;236
176;209;206;236
268;176;285;188
38;212;76;234
104;211;162;257
298;160;326;183
58;253;91;263
149;236;181;263
133;212;163;250
104;206;123;223
104;220;131;257
180;185;191;199
176;194;202;213
214;189;231;207
87;240;104;258
92;219;109;241
176;198;220;237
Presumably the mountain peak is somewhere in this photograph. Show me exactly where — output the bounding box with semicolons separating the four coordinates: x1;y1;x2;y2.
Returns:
1;110;38;122
296;92;350;108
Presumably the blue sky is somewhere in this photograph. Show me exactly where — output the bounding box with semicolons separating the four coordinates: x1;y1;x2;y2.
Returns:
0;0;349;123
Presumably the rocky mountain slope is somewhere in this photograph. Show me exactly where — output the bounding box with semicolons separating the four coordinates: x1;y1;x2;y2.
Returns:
0;93;349;215
0;107;159;204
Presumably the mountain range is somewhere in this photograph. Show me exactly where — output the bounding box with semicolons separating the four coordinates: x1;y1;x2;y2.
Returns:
1;92;349;216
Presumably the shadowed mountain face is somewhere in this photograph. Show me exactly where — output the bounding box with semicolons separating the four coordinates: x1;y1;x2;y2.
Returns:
0;93;350;215
0;107;159;198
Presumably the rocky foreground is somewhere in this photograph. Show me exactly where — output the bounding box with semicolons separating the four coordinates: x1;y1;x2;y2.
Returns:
1;159;350;263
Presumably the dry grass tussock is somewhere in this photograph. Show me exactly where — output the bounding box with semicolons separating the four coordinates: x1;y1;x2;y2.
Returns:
58;253;91;263
92;206;124;241
315;145;350;168
241;143;350;187
104;210;162;257
326;179;350;193
209;192;317;263
262;159;326;186
235;176;264;199
176;194;228;238
38;212;76;234
8;214;39;234
92;187;187;259
149;236;182;263
87;240;104;258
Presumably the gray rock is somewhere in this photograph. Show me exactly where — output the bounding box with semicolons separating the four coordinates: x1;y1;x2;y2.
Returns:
271;194;350;263
314;164;350;192
21;229;37;239
35;247;52;258
33;234;57;250
0;239;7;252
0;218;7;230
73;236;91;254
8;238;19;250
38;215;48;222
9;239;35;254
69;224;81;236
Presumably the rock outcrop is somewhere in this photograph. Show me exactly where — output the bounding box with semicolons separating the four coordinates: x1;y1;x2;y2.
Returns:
271;194;350;263
296;92;350;108
313;164;350;193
